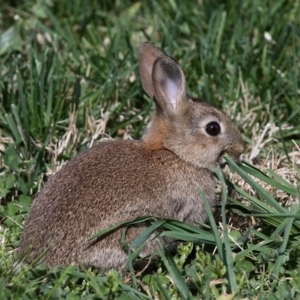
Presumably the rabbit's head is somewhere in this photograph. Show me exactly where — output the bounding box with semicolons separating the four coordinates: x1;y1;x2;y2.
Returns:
139;42;243;171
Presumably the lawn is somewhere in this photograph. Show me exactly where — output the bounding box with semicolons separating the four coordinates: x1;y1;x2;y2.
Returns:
1;0;300;299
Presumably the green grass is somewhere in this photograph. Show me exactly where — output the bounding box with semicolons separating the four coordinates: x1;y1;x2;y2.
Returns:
1;0;300;299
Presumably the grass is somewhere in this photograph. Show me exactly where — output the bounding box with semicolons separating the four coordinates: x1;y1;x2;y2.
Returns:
0;0;300;298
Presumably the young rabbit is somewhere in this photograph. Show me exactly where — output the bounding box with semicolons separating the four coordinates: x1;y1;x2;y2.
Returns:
19;42;244;272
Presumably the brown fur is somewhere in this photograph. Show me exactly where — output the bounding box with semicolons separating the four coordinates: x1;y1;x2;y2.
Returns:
18;43;244;272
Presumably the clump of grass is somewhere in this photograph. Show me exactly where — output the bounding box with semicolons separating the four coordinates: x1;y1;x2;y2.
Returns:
1;0;300;298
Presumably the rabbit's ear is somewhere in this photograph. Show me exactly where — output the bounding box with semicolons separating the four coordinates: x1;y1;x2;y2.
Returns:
152;57;186;113
139;43;186;114
139;42;165;99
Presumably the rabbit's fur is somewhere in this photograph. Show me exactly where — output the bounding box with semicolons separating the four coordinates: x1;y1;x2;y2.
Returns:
19;43;244;272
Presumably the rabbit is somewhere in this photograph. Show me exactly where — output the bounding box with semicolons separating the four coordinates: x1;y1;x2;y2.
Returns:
18;42;244;273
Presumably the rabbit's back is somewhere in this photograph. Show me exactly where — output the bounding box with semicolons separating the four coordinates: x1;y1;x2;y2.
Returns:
19;140;215;267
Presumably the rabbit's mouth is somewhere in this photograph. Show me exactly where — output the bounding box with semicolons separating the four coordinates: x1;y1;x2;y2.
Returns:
224;149;243;163
219;146;243;163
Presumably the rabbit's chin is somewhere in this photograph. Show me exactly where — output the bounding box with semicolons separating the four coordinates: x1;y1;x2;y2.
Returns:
194;160;218;172
198;154;226;171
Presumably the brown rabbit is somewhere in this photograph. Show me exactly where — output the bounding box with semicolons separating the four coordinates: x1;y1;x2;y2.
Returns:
18;42;244;272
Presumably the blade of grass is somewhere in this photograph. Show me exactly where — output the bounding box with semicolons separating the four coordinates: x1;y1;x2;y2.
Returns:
215;167;237;293
273;208;299;281
88;216;155;241
229;185;278;213
160;231;216;244
153;275;172;300
130;220;166;248
199;188;224;261
241;161;297;197
226;156;287;213
235;240;275;261
156;240;192;300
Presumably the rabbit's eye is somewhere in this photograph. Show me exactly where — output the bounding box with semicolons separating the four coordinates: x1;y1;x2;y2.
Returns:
205;122;221;136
